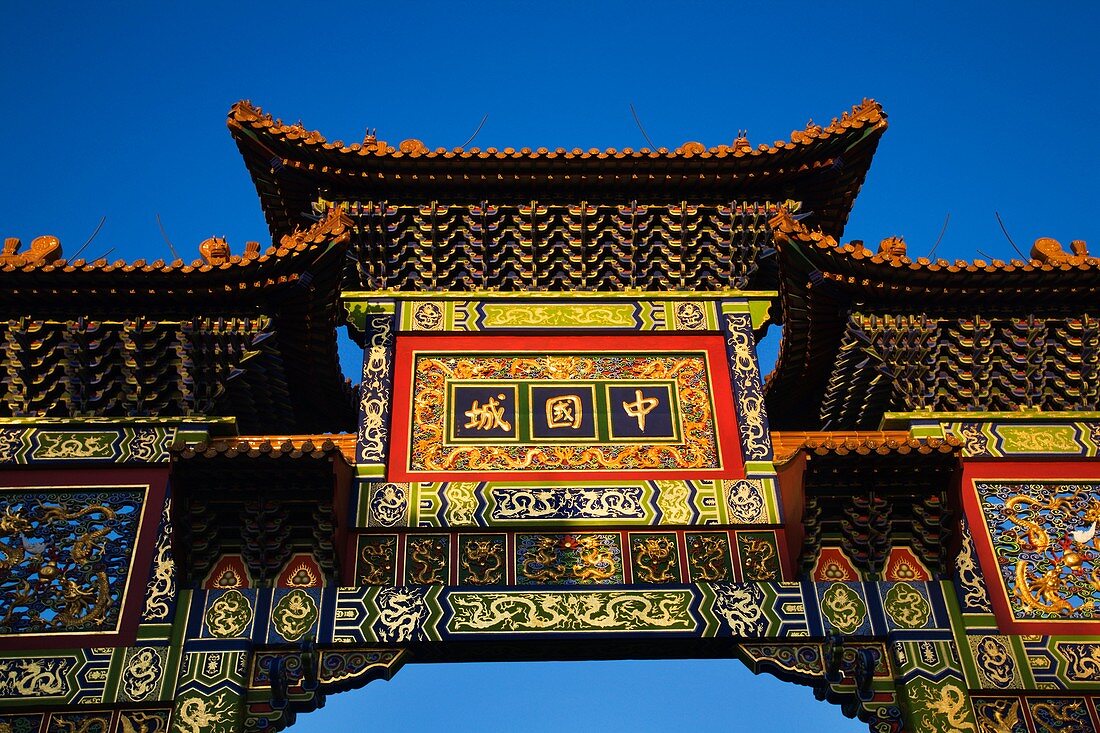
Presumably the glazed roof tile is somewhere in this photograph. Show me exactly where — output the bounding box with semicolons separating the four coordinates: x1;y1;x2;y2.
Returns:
769;210;1100;281
765;212;1100;430
772;431;961;464
176;434;355;463
230;99;888;241
229;99;886;161
0;209;352;281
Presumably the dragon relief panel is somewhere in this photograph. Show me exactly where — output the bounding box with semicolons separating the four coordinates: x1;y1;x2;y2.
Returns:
458;535;506;585
405;535;449;585
517;533;622;585
0;486;146;635
972;481;1100;621
630;533;679;583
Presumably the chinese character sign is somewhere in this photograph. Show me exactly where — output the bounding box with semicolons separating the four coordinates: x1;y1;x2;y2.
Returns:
391;335;744;481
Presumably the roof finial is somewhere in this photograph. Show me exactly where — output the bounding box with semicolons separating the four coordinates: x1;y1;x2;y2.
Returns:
0;235;61;266
199;236;231;265
1031;237;1096;265
877;236;907;260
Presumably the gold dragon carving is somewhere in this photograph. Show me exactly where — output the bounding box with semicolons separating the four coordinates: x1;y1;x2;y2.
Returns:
632;536;678;583
1003;488;1100;615
461;539;504;585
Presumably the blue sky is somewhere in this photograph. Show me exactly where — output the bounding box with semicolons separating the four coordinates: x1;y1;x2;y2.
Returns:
3;2;1097;730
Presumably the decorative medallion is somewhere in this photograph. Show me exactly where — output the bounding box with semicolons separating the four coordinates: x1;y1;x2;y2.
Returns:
820;583;868;634
883;582;931;629
204;589;252;639
272;589;319;642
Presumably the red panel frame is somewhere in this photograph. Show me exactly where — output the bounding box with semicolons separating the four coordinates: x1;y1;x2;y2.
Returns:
389;333;745;482
0;467;169;650
961;459;1100;635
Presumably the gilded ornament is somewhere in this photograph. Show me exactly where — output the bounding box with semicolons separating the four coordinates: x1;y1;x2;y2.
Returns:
821;583;867;634
460;537;505;585
204;589;252;638
1056;642;1100;682
883;583;931;629
407;537;448;584
723;313;770;460
908;680;977;733
739;535;778;580
972;636;1016;689
373;586;430;643
711;583;766;636
121;647;164;701
978;482;1100;620
143;498;175;621
357;537;396;585
358;313;394;465
272;589;319;642
725;479;766;523
409;352;718;473
173;691;233;733
34;431;113;459
0;658;72;698
368;483;408;528
479;304;638;328
119;711;170;733
687;534;730;582
972;698;1023;733
448;590;695;632
632;535;678;583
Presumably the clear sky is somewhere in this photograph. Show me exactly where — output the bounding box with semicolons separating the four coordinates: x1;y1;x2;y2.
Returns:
3;2;1097;731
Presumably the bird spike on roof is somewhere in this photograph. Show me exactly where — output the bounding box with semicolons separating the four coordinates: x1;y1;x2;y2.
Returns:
229;98;886;159
0;209;353;276
769;208;1100;273
229;99;889;242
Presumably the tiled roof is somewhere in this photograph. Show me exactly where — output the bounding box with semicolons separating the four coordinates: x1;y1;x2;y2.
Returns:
229;99;888;242
766;212;1100;430
176;435;355;463
772;431;961;464
229;98;886;161
0;209;352;283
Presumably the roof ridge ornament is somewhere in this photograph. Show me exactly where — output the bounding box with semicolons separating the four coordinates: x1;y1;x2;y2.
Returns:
1031;237;1097;265
0;235;62;266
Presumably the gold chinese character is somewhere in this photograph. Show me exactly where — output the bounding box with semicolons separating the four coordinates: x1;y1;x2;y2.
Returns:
622;389;659;432
463;394;512;432
545;395;583;429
